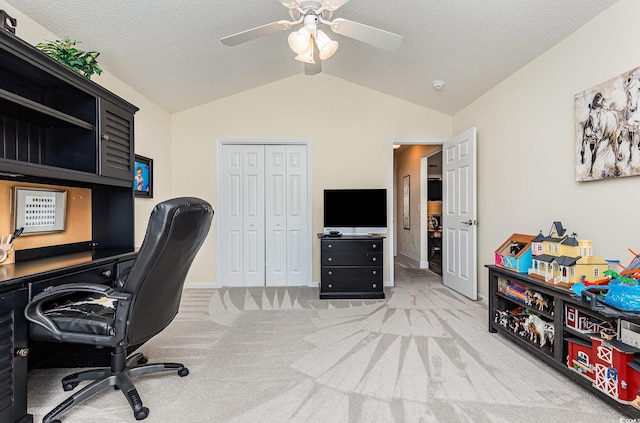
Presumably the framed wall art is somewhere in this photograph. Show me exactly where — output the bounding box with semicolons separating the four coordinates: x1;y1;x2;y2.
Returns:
13;187;67;234
575;66;640;181
134;155;153;198
403;175;410;229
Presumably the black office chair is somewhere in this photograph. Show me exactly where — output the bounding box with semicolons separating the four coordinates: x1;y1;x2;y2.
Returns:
25;197;214;423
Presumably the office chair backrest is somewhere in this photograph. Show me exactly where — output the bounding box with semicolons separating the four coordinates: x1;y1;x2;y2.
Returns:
122;197;213;345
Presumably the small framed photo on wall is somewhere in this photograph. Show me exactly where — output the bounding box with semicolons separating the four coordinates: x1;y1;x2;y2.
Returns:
134;155;153;198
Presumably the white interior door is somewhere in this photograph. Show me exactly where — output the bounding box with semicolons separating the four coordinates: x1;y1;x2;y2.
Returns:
265;145;309;286
442;128;478;300
220;144;265;286
219;143;310;287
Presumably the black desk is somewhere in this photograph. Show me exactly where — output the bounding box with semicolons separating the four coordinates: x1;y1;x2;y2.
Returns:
0;249;137;423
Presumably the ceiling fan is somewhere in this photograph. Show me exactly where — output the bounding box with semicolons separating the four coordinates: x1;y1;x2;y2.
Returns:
220;0;403;75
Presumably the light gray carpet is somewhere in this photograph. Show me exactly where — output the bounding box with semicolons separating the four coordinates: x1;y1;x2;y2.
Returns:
27;262;625;422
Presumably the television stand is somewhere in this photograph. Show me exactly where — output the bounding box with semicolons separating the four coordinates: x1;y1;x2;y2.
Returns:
318;234;385;299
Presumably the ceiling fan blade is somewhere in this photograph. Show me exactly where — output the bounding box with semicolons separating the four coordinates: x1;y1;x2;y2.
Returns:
305;37;322;75
221;20;293;46
330;18;402;51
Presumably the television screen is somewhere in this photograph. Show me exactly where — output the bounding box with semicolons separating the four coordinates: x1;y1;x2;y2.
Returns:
323;189;387;229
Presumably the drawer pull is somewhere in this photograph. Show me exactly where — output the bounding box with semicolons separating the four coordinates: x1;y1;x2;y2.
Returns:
372;244;377;249
372;257;377;262
327;257;333;262
15;348;29;357
328;270;333;275
328;284;333;289
328;244;333;248
102;269;113;277
372;284;377;289
372;270;377;275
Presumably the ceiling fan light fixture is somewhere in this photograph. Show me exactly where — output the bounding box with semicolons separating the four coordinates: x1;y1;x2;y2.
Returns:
315;29;338;60
288;26;313;55
294;52;315;64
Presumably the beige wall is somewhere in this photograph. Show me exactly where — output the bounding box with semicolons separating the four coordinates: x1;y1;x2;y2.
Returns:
171;74;452;283
453;0;640;299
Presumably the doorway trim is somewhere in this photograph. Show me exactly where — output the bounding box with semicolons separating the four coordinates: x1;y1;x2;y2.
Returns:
216;138;313;287
389;138;445;286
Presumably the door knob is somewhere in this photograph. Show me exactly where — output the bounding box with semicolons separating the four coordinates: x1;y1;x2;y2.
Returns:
461;219;478;225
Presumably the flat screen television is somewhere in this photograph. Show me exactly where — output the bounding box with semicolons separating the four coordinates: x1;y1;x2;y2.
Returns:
323;189;388;235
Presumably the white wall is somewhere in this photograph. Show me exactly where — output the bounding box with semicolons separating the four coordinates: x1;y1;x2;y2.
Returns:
0;0;173;250
453;0;640;299
171;74;452;284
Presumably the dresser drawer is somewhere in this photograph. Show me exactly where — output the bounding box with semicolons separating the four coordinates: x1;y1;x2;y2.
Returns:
321;239;382;255
322;251;382;266
321;266;383;292
29;263;115;299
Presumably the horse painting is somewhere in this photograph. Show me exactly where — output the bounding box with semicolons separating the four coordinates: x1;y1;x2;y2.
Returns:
576;65;640;181
579;93;622;178
624;69;640;163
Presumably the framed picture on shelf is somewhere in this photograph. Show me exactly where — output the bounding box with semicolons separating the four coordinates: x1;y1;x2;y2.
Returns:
134;155;153;198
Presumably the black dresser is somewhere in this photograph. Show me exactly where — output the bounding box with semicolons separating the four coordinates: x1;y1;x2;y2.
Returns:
319;235;385;299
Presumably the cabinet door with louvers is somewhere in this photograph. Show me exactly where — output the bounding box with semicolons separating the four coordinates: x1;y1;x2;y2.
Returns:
98;99;135;181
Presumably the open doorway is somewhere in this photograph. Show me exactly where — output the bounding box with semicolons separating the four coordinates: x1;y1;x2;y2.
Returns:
390;141;443;282
390;129;478;298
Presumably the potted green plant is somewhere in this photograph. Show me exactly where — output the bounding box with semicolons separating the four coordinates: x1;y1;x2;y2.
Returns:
35;36;102;79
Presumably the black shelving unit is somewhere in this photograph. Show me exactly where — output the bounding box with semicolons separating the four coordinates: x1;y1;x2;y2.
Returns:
0;28;139;423
487;265;640;418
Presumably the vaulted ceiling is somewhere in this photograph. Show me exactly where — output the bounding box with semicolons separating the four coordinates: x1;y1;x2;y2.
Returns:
6;0;620;114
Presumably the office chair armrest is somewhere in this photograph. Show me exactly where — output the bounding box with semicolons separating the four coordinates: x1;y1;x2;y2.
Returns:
113;267;131;290
25;283;132;343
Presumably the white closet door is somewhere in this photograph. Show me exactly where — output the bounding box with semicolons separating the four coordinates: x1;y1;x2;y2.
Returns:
265;145;309;286
220;145;265;286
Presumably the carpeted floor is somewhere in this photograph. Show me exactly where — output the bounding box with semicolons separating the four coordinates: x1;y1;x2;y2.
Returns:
27;262;626;422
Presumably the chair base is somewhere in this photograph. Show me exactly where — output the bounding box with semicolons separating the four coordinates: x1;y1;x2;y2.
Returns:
43;350;189;423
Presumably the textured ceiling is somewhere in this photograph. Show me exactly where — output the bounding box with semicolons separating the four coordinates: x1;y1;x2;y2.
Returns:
5;0;620;114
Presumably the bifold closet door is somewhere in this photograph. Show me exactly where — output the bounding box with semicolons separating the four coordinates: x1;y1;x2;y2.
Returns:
220;144;265;286
265;145;309;286
220;144;309;287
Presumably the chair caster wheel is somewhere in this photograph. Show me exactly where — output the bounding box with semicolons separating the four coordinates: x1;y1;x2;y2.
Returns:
178;367;189;377
134;406;149;420
138;355;149;364
63;381;79;391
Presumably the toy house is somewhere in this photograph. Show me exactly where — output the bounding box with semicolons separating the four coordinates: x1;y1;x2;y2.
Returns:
565;305;614;334
495;233;534;273
528;221;608;287
565;305;590;332
567;336;640;409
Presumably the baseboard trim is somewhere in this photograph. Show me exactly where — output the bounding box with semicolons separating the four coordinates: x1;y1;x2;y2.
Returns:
184;282;217;289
